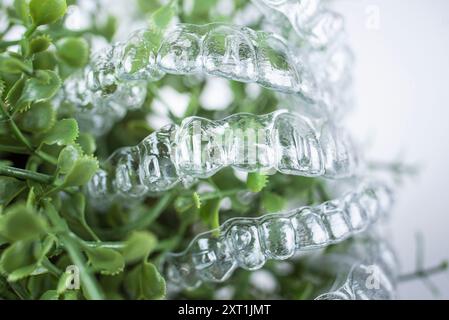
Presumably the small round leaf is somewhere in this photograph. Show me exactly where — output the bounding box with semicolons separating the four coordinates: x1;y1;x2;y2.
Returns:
29;0;67;26
56;37;89;68
0;204;47;242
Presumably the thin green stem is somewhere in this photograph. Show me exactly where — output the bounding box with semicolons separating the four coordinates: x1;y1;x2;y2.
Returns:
0;100;57;165
42;258;63;277
43;200;104;300
82;241;125;250
0;39;21;49
8;281;30;300
24;24;37;39
95;193;174;238
61;233;104;300
0;144;29;154
398;261;448;282
0;165;53;184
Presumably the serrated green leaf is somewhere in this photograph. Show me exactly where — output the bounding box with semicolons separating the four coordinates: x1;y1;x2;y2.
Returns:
30;35;52;54
30;0;67;26
40;118;78;146
56;37;89;68
0;177;25;206
5;76;26;107
76;133;96;155
0;203;47;242
247;172;268;192
123;0;177;75
0;53;33;74
122;231;157;264
262;192;285;213
124;261;166;300
16;101;56;133
57;144;81;174
61;155;98;187
16;70;61;111
33;51;58;70
85;247;125;275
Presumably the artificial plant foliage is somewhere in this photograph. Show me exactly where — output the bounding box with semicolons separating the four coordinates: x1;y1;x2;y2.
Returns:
0;0;445;301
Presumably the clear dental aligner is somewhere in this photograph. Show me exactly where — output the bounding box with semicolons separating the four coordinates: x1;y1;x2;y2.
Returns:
251;0;344;49
314;235;398;300
163;182;393;290
251;0;354;117
62;22;331;135
87;110;358;201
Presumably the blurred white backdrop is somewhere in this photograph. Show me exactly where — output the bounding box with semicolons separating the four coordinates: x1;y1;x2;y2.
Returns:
335;0;449;299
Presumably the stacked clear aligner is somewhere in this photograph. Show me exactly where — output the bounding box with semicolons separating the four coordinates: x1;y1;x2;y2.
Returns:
163;182;393;289
314;234;398;300
62;20;347;135
87;110;358;201
252;0;354;117
74;1;398;299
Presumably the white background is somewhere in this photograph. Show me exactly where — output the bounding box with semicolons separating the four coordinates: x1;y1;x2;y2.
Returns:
336;0;449;299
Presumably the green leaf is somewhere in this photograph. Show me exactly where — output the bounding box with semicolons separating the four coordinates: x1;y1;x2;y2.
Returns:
16;101;56;133
0;240;37;277
76;133;96;155
16;70;61;111
125;261;166;300
30;35;52;54
40;118;78;146
122;231;157;264
199;198;221;232
123;0;177;75
40;290;59;300
0;177;25;206
0;203;47;242
61;155;98;187
0;79;5;97
14;0;31;25
57;272;70;294
96;15;117;41
85;247;125;275
247;172;268;192
36;235;57;261
5;76;26;106
33;51;58;70
193;192;202;209
57;144;81;174
0;53;33;74
149;0;178;31
262;192;285;213
8;264;37;282
56;37;89;68
174;195;194;213
29;0;67;26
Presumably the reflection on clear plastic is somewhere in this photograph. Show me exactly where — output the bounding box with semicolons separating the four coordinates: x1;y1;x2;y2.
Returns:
314;234;398;300
62;21;352;135
163;183;393;290
87;110;359;204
